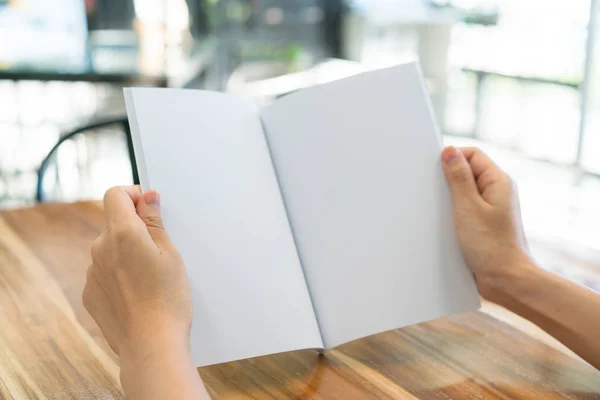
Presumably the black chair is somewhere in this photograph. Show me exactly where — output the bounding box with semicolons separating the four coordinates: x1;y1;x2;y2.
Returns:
36;117;139;202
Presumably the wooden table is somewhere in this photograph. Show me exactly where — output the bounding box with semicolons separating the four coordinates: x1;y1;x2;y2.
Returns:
1;202;599;399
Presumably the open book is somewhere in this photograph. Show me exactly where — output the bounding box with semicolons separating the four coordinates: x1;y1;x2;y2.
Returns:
124;62;480;367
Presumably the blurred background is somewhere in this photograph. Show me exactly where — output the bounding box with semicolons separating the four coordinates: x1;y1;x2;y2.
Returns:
2;0;600;288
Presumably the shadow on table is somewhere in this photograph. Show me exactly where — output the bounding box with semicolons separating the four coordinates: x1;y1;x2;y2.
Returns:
198;312;600;399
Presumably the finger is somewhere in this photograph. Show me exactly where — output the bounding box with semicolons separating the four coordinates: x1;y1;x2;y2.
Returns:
82;264;97;313
459;147;507;191
459;147;500;179
441;146;481;206
103;186;143;227
81;270;122;355
136;190;172;248
90;226;108;263
90;237;101;265
85;263;94;282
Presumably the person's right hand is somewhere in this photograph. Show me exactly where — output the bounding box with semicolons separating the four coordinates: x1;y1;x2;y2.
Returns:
441;146;535;302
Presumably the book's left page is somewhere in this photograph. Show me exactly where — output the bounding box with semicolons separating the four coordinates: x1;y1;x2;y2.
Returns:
124;88;322;367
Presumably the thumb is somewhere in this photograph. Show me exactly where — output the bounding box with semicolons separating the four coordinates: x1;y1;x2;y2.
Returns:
441;146;479;206
136;190;171;247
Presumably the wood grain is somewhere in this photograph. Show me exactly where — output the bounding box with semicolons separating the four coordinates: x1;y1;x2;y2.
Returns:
0;202;598;399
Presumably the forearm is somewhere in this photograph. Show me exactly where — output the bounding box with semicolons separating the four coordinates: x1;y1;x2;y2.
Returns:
120;332;210;400
486;260;600;369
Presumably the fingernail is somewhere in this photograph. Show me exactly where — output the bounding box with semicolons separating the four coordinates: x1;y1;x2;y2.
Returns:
145;191;160;209
442;146;460;165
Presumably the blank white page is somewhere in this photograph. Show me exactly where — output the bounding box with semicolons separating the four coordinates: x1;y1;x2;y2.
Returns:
125;88;322;366
260;63;480;349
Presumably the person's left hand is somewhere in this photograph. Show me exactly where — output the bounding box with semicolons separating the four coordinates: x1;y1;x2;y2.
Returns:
83;186;193;362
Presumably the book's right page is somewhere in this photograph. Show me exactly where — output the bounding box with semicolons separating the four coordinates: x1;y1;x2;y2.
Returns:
260;63;481;349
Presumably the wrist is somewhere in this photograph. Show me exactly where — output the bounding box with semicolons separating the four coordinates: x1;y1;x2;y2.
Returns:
119;322;194;392
478;253;541;306
120;317;191;368
119;324;201;399
123;316;190;356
